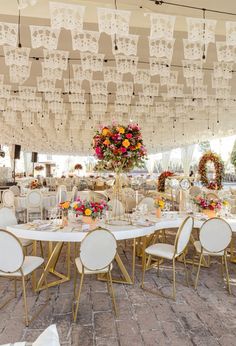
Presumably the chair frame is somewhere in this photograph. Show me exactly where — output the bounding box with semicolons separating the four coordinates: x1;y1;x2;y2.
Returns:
72;229;118;322
142;216;193;300
194;217;232;294
0;229;49;326
26;190;43;222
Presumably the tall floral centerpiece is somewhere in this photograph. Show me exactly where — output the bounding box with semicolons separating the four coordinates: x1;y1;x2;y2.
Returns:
192;194;228;218
93;124;147;220
93;124;147;173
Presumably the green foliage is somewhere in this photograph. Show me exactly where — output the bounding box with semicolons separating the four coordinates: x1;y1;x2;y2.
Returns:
230;140;236;168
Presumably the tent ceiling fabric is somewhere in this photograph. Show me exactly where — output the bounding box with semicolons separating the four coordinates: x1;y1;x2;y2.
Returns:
0;0;236;155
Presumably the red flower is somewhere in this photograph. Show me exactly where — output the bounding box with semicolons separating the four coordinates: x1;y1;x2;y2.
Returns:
126;133;132;139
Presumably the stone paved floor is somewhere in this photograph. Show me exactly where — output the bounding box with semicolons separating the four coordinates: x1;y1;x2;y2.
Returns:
0;241;236;346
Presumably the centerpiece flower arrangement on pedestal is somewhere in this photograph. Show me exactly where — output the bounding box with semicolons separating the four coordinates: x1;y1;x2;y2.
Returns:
93;123;147;221
154;197;165;218
74;163;83;170
192;194;228;218
29;179;40;189
71;198;109;226
93;123;147;173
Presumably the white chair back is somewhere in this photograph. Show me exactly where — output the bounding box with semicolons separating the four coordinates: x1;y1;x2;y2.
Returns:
90;191;108;203
80;229;117;271
2;189;15;208
138;197;155;211
9;185;20;196
57;185;68;203
206;192;218;200
199;218;232;253
0;207;17;229
0;229;24;273
26;190;42;208
175;216;194;255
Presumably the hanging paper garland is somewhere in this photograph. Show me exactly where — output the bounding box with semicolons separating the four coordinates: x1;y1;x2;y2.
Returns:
198;151;224;190
157;171;174;192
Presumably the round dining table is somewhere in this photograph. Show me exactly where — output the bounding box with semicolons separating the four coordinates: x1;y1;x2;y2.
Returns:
7;213;236;291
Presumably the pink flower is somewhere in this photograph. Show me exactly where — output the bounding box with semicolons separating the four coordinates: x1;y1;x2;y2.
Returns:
126;133;132;139
95;147;102;155
120;147;127;153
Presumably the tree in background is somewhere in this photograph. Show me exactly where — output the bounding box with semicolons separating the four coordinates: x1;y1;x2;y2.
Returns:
230;140;236;170
199;140;211;153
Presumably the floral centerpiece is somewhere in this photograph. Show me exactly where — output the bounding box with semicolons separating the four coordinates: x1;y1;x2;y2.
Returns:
192;194;228;218
157;171;174;192
34;165;44;171
93;123;147;173
154;197;165;218
71;198;109;225
74;163;83;170
198;151;224;190
30;179;39;189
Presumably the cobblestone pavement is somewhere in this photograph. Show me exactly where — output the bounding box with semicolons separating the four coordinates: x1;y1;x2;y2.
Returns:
0;241;236;346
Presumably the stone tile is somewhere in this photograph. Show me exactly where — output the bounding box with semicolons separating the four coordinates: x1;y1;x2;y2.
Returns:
71;324;94;346
94;311;117;338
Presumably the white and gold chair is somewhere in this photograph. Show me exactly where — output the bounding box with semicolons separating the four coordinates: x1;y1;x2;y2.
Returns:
142;216;194;300
2;189;26;222
9;185;20;197
26;190;43;222
0;207;32;252
194;218;232;294
0;229;49;326
72;229;118;322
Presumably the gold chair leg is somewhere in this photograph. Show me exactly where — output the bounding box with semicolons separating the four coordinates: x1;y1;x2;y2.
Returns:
21;275;29;327
108;270;118;317
183;253;189;287
224;253;231;295
73;264;77;297
73;272;84;322
172;258;176;300
141;252;147;289
14;278;17;298
194;253;203;289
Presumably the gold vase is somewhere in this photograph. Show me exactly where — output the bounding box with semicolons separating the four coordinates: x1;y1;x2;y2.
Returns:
202;209;216;218
156;207;162;218
82;216;97;229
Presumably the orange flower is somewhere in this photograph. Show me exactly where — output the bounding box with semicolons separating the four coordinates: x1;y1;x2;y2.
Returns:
103;139;110;146
102;127;110;136
136;142;141;149
122;139;130;148
85;208;92;216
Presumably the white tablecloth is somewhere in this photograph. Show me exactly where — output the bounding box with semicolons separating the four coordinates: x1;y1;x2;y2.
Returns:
7;214;236;243
15;193;57;209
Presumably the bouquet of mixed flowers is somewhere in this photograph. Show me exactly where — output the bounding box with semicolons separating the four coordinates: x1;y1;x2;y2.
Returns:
93;123;147;173
71;198;109;220
193;194;228;211
154;197;165;210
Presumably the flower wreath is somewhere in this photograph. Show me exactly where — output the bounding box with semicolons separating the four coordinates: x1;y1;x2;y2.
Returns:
157;171;174;192
198;151;224;190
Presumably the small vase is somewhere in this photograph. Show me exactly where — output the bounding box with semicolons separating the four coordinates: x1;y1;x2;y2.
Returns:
62;211;68;227
156;207;162;218
82;216;97;229
202;209;216;218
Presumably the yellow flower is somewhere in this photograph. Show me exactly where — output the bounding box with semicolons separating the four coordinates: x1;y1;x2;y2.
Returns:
85;208;92;216
102;127;110;136
118;127;125;134
63;201;70;209
122;139;130;148
103;139;110;146
159;200;165;209
136;142;141;149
